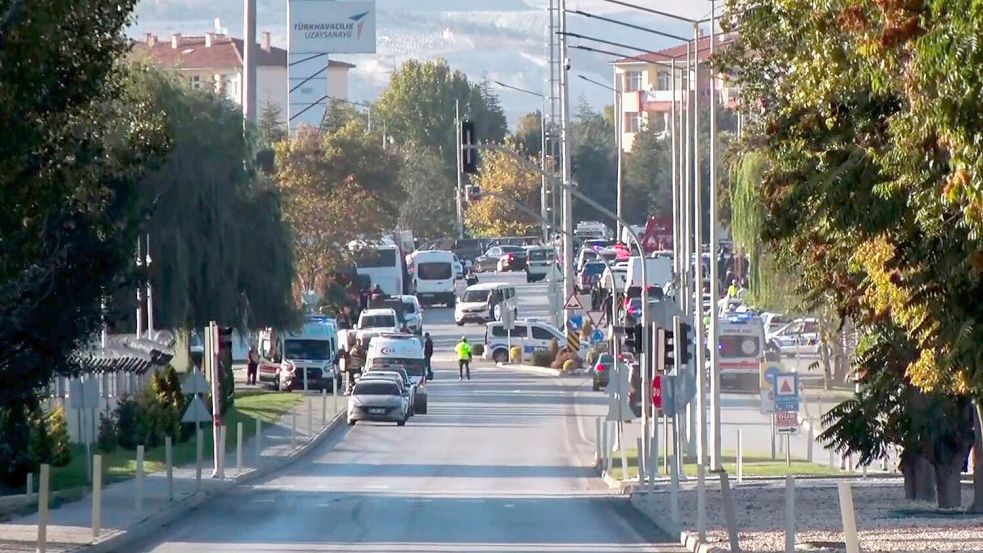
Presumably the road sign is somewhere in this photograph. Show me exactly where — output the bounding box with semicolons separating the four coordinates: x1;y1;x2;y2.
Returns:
589;329;605;345
563;292;585;311
501;305;515;331
774;372;800;412
183;370;210;396
759;361;783;414
776;410;799;435
652;374;663;410
567;314;584;332
181;395;213;424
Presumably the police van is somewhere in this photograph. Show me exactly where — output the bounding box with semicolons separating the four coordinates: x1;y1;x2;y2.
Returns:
366;333;429;414
717;312;766;391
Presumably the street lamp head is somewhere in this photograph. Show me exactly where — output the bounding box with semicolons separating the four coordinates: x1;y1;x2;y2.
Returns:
563;57;571;71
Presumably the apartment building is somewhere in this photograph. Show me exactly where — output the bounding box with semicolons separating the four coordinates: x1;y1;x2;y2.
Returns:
612;33;738;152
131;31;355;122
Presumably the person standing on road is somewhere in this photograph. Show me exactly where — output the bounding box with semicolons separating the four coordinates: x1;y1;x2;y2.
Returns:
246;347;259;385
455;336;472;381
423;333;434;379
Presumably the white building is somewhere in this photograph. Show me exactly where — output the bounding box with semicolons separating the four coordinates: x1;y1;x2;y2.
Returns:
132;31;355;122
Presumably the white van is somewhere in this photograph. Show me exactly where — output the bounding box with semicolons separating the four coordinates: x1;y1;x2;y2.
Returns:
482;319;569;363
409;250;456;306
454;282;518;326
352;242;404;296
524;245;557;283
626;255;674;290
366;333;428;413
258;316;338;391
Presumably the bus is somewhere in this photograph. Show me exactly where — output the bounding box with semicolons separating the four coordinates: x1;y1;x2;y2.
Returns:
352;242;404;296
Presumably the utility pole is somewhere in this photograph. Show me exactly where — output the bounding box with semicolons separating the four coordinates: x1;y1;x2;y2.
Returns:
693;21;707;471
243;0;257;126
559;0;575;304
135;238;143;338
455;99;465;240
540;95;549;242
708;0;722;472
670;57;680;312
613;68;623;241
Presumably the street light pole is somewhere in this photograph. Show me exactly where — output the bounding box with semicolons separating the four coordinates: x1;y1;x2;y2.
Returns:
692;21;707;474
708;0;722;473
613;69;623;242
559;0;576;307
455;99;465;240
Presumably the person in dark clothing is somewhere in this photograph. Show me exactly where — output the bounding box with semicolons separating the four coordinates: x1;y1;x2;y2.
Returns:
246;347;259;385
359;287;370;311
332;345;350;392
423;333;434;379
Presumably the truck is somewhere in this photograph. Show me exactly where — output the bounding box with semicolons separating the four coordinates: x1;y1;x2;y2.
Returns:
625;255;673;291
257;316;339;391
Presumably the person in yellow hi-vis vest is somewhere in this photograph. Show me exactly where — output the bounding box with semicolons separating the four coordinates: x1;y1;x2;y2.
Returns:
727;279;738;298
455;337;472;381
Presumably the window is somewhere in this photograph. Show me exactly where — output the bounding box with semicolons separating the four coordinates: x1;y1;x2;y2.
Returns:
624;113;641;133
355;248;397;268
401;299;417;313
531;326;558;340
417;262;452;280
624;71;642;92
656;71;671;90
190;75;201;89
353;381;399;396
283;339;332;360
492;325;527;338
360;314;396;328
719;336;761;358
462;289;489;303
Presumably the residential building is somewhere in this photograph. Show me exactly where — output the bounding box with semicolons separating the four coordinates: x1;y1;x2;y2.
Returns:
131;31;355;122
612;33;738;152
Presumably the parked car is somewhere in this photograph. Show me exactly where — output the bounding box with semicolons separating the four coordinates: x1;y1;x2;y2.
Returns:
524;245;556;283
592;353;613;391
347;378;409;426
496;247;528;272
767;317;820;356
483;318;585;363
397;295;424;335
473;245;525;272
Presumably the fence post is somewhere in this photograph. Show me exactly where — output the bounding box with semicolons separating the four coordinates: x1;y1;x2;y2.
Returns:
669;454;680;526
719;472;740;553
255;418;262;462
307;398;313;438
321;388;327;425
195;425;203;491
785;475;796;553
737;428;744;483
594;417;602;465
291;411;297;449
696;463;707;541
636;437;643;484
333;379;339;412
92;454;102;538
837;481;861;553
26;473;33;499
165;436;173;501
807;418;815;462
37;464;49;553
135;445;144;515
217;425;226;479
236;422;244;473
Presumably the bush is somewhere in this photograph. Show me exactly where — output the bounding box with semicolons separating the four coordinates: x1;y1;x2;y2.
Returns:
509;346;522;362
531;350;553;367
547;338;559;362
115;396;141;450
551;350;583;370
562;359;574;372
97;411;118;453
46;405;71;467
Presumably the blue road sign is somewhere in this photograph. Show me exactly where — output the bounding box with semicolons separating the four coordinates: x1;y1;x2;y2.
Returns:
589;328;604;344
774;372;800;412
567;314;584;331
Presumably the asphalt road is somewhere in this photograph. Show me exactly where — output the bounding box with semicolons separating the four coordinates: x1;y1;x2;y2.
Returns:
129;272;684;553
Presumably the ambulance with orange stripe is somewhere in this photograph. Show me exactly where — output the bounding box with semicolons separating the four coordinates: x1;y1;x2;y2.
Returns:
716;312;767;391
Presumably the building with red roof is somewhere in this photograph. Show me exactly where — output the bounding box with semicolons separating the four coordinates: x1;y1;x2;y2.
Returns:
131;31;356;123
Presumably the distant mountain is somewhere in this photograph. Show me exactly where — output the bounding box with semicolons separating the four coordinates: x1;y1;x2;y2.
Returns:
130;0;694;127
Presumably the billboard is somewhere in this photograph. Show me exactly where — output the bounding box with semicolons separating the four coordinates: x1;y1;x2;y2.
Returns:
288;0;377;54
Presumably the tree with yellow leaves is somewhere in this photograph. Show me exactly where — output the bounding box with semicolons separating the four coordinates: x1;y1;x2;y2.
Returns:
275;123;401;294
464;143;542;238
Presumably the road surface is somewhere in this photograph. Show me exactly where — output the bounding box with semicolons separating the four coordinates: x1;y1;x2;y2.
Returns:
129;272;684;552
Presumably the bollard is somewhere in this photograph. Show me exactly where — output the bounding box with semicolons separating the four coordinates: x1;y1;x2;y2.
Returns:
669;455;680;526
837;481;861;553
37;464;49;553
307;398;313;438
165;436;174;501
26;473;33;499
862;463;868;478
291;411;297;449
604;422;613;474
696;463;707;541
636;437;643;485
217;425;226;479
195;425;203;491
135;445;144;515
785;474;796;553
255;418;262;462
236;422;244;473
92;454;102;538
333;379;339;412
719;472;740;553
785;436;791;468
771;415;777;460
737;428;744;484
807;418;815;462
594;417;602;464
321;388;327;425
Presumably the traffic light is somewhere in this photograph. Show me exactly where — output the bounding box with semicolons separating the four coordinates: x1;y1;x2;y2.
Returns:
624;323;643;354
461;120;478;174
660;327;675;373
676;317;693;365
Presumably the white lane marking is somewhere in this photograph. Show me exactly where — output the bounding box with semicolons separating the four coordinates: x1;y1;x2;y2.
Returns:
365;484;389;490
504;503;515;508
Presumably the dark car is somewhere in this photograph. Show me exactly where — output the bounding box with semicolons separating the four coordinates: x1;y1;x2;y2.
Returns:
496;246;527;272
473;245;526;272
592;353;613;391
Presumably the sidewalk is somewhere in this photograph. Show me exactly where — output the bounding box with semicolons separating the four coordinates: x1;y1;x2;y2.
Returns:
0;391;346;553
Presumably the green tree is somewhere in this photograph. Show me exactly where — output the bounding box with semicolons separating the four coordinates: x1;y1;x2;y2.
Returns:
622;124;671;224
719;0;983;509
398;143;457;240
374;59;508;178
512;111;543;157
0;0;167;486
570;101;617;223
120;66;297;331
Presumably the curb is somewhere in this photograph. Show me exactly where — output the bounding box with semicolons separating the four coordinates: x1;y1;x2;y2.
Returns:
74;408;347;553
494;362;561;377
629;493;726;553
